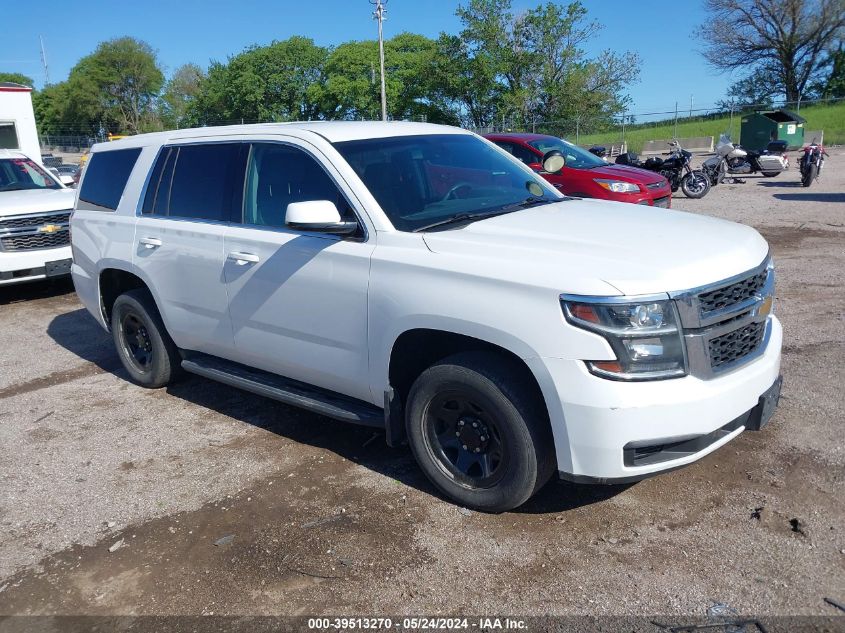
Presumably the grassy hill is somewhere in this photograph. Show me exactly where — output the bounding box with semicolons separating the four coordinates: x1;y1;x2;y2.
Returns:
577;101;845;153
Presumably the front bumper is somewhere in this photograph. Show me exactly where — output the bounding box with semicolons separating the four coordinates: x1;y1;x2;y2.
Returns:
0;246;73;285
529;315;782;481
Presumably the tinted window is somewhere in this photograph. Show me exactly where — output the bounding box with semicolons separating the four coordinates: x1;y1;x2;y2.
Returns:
243;143;354;228
334;134;558;232
78;148;141;211
141;147;173;215
528;138;605;169
0;157;60;191
495;141;539;165
167;143;245;221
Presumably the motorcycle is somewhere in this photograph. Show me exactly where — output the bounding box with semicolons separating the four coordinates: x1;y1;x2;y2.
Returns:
702;134;788;185
799;139;827;187
615;141;710;198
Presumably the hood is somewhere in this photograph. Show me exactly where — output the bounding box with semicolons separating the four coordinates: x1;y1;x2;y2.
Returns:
0;188;76;217
583;163;665;184
422;199;769;296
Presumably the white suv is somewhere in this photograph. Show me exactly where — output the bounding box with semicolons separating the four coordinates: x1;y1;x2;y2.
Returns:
0;150;75;285
70;122;782;511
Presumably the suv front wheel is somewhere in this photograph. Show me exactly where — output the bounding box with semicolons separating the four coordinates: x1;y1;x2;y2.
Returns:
405;352;554;512
111;288;182;388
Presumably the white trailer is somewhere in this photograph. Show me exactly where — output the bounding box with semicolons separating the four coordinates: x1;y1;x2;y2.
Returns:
0;83;41;164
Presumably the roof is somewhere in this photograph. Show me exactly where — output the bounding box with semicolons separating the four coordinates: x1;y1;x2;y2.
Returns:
0;82;33;92
97;121;471;151
750;109;807;124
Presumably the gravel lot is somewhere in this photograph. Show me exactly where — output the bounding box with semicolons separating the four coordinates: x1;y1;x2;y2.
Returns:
0;153;843;620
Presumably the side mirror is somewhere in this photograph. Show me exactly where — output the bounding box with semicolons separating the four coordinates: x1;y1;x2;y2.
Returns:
59;175;75;187
285;200;358;235
542;150;565;174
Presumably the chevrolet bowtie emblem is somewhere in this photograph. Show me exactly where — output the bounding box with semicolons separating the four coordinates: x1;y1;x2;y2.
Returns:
38;224;63;234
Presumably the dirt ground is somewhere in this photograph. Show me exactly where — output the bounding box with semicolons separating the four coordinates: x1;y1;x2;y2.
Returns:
0;152;843;621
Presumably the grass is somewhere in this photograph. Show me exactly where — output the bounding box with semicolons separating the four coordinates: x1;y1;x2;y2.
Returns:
576;101;845;153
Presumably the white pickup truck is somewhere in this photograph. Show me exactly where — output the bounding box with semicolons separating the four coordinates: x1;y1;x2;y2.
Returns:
0;150;75;285
70;122;782;511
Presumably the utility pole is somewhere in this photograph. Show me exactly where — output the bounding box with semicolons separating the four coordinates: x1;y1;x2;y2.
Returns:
371;0;388;121
39;35;50;86
689;94;693;118
673;101;678;139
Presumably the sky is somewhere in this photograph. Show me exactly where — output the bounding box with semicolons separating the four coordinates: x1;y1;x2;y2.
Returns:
0;0;735;117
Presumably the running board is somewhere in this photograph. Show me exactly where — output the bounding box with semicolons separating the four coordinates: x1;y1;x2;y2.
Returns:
181;354;384;428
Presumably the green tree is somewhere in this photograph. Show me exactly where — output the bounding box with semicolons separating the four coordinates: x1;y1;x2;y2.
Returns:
66;37;164;134
321;33;458;122
159;63;205;128
0;72;35;86
448;0;639;129
190;37;327;124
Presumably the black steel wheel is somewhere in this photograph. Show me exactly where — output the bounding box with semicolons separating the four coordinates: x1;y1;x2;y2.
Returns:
423;390;509;490
119;313;154;373
111;288;182;388
406;351;554;512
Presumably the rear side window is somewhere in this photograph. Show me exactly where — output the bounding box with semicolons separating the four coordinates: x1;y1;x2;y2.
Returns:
78;148;142;211
146;143;245;222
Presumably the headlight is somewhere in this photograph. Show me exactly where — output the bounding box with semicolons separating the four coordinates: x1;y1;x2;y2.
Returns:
561;297;686;380
593;179;641;194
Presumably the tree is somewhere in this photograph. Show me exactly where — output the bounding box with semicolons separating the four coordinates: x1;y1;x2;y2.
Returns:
445;0;639;129
321;33;458;122
696;0;845;102
0;72;35;86
160;63;205;128
716;68;782;109
817;42;845;96
190;37;327;124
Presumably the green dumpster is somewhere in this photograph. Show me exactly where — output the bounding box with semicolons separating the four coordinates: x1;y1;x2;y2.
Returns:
739;110;806;151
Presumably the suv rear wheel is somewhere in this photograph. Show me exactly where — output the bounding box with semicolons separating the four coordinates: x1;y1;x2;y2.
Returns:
111;288;182;388
405;352;554;512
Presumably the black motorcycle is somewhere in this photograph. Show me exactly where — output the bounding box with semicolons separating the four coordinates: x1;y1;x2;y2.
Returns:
615;141;710;199
799;140;827;187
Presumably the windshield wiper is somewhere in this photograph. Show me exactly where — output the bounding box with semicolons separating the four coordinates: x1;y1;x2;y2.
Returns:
413;197;553;233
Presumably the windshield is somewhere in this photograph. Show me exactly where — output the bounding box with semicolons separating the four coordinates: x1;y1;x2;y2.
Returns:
334;134;559;232
528;137;606;169
0;158;61;192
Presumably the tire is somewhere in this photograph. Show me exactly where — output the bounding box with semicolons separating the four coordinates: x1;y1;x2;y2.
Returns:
761;171;779;177
405;351;555;512
801;164;818;187
111;288;182;388
681;171;710;199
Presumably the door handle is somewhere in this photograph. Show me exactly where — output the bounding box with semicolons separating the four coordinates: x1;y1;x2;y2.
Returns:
227;252;260;265
139;237;162;249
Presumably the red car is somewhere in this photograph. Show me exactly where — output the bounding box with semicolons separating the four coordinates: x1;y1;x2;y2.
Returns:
485;133;672;207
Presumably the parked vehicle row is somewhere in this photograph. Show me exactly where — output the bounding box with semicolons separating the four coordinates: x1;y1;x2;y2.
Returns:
64;122;782;512
486;133;673;207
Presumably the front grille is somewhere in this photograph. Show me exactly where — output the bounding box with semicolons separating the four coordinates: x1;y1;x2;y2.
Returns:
0;211;71;230
653;196;670;208
709;320;765;369
698;269;767;314
0;231;70;251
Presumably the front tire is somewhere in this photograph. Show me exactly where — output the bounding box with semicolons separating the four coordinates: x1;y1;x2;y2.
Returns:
405;352;554;512
111;288;182;388
681;171;711;198
801;164;818;187
761;171;779;177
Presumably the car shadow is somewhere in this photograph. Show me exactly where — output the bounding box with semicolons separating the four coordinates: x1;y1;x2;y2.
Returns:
0;277;75;306
47;307;125;375
755;180;803;188
772;192;845;203
47;308;630;515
